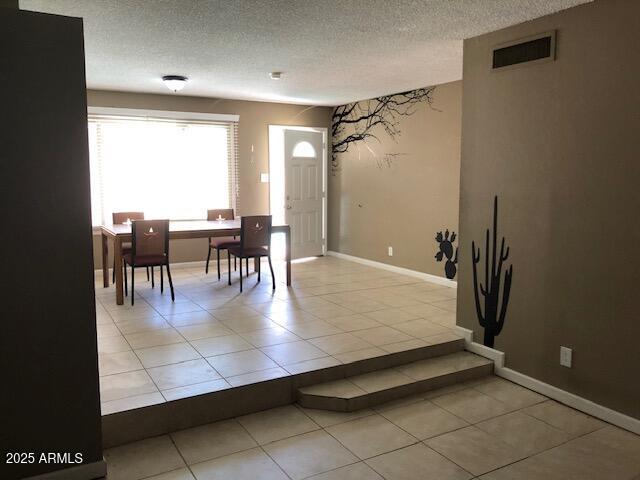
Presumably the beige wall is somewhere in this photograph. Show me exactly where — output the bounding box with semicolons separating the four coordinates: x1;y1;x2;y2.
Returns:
328;81;462;278
88;90;332;268
458;0;640;418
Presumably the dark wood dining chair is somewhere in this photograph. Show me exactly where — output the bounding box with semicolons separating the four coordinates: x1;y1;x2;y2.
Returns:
111;211;149;285
123;219;174;305
205;208;240;280
227;215;275;292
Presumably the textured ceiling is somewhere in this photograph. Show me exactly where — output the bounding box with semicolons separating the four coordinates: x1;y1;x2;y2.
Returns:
21;0;590;106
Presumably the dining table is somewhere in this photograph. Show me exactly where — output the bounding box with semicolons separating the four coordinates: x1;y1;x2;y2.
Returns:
100;219;291;305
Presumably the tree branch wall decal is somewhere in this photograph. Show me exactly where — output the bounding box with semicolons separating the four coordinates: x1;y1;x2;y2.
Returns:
331;87;436;173
471;196;513;348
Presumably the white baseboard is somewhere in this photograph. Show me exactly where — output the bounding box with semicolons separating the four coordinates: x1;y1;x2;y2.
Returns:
95;260;207;274
455;327;505;368
326;250;457;288
24;460;106;480
94;256;287;274
497;367;640;435
455;326;640;435
167;260;207;269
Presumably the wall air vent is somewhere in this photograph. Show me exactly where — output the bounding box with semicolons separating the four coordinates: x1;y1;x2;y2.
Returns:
492;31;556;70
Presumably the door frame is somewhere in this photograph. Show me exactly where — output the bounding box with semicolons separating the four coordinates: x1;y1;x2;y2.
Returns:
268;125;328;256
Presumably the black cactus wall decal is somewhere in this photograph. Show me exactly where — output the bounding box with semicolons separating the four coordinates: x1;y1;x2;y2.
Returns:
471;196;513;348
435;230;458;279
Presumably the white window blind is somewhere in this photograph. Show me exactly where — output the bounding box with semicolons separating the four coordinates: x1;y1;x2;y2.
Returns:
87;113;239;226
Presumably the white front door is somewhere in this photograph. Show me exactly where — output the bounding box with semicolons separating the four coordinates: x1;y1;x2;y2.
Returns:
284;129;324;259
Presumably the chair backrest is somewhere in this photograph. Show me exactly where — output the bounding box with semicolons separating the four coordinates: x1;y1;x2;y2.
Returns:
131;219;170;259
113;211;144;224
207;209;235;221
240;215;272;250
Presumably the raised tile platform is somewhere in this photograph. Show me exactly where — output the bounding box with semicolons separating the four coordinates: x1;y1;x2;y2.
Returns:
95;255;463;447
102;336;468;447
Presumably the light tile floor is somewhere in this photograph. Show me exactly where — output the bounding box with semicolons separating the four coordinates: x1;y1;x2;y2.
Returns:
95;256;460;414
103;376;640;479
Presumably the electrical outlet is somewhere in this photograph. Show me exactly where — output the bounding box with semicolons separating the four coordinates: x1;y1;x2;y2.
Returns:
560;346;572;368
388;246;393;256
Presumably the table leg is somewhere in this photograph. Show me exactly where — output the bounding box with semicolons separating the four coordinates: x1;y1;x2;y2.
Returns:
101;232;109;287
114;237;124;305
285;227;291;286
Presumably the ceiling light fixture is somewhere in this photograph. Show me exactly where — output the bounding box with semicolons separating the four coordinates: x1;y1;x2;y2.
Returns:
162;75;188;92
269;71;283;80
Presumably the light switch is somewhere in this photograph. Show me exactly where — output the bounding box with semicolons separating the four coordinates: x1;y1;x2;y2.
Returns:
260;173;269;183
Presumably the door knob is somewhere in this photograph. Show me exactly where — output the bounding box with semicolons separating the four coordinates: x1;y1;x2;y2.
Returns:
286;205;292;210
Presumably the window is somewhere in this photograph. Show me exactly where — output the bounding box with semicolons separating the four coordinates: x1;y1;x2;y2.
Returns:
88;112;239;226
292;140;316;157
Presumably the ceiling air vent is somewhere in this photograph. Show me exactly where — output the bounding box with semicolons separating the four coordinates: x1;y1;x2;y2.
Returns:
492;31;556;70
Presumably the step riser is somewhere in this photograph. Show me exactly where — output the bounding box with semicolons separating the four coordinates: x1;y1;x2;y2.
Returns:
298;362;493;412
102;339;464;448
103;376;293;448
292;338;464;389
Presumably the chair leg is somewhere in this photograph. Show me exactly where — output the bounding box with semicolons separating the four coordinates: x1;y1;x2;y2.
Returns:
257;257;261;282
228;252;232;285
112;257;116;283
239;256;243;293
217;248;221;280
151;266;155;288
268;255;275;290
131;266;135;306
124;262;128;296
146;266;150;281
160;264;164;293
165;263;175;301
245;257;249;277
205;246;211;274
234;256;237;271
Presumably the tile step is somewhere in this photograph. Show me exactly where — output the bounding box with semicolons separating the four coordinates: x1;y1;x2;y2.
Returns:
102;337;466;447
297;351;493;412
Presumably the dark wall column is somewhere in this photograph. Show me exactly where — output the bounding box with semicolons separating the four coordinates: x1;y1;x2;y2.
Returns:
0;7;104;479
0;0;19;10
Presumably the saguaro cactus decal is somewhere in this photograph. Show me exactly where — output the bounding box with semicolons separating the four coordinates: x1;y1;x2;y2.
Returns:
471;196;513;348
